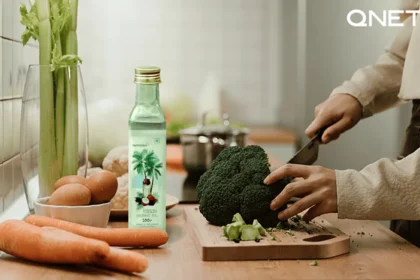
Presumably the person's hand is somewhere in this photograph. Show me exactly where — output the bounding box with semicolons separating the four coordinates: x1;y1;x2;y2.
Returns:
306;94;363;144
264;164;337;222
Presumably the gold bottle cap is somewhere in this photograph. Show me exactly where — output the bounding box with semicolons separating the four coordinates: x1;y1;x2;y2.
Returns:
134;66;161;84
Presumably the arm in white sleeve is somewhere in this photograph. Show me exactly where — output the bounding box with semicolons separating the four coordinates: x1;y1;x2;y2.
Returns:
330;14;415;118
336;148;420;220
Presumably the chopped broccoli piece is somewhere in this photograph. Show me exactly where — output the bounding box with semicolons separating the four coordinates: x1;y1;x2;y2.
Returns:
281;229;295;237
225;221;243;241
269;234;276;241
221;213;271;242
222;225;228;237
309;260;318;266
240;225;262;241
232;213;245;224
252;219;266;236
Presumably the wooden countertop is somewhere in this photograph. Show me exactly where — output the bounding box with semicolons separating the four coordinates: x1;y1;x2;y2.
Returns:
1;205;420;279
248;125;298;144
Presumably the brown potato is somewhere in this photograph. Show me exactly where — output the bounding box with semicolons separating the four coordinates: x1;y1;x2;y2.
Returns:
48;183;91;206
85;170;118;204
54;175;88;190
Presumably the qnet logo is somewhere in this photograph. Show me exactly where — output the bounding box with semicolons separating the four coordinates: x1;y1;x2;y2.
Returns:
347;9;419;27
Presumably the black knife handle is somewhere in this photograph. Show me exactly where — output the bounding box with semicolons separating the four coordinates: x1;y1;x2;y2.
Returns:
316;126;329;142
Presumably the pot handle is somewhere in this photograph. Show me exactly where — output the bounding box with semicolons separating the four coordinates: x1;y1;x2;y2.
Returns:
198;111;210;128
229;131;238;147
222;114;239;147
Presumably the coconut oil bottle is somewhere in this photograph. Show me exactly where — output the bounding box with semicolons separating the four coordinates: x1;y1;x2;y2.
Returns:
128;66;167;231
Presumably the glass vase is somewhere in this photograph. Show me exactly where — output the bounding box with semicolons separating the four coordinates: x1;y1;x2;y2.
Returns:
20;65;89;213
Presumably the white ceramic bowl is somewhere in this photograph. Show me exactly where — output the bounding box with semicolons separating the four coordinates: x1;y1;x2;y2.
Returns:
34;197;111;228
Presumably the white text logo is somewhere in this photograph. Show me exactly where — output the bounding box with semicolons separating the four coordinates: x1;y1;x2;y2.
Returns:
347;10;419;27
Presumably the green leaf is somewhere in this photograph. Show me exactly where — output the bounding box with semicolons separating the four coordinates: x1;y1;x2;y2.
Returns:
20;3;29;17
51;54;82;71
21;30;32;46
20;2;40;45
50;0;71;37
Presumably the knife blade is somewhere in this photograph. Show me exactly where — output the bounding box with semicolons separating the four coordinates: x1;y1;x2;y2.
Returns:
287;128;327;166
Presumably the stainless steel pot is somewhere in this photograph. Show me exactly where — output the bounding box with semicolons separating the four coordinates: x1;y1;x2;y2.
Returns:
179;113;249;172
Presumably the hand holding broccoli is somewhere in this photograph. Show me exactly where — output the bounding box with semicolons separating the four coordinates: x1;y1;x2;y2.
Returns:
265;164;337;222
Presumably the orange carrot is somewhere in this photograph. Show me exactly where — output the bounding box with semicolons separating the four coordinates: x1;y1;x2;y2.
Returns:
25;215;168;247
0;220;109;264
94;247;149;274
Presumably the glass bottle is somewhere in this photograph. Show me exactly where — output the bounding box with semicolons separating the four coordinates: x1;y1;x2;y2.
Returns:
128;66;167;231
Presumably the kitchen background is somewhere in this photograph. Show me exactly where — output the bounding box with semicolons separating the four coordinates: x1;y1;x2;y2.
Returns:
0;0;410;228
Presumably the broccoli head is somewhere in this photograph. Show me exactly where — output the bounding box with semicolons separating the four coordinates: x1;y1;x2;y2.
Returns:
199;183;241;226
197;145;292;227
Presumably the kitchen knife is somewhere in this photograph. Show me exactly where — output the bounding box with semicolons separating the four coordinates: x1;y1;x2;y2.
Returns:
287;128;327;165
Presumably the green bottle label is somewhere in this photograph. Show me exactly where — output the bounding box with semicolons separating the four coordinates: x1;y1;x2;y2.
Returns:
128;129;166;231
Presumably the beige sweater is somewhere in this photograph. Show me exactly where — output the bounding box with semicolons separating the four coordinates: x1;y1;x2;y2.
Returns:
330;0;420;220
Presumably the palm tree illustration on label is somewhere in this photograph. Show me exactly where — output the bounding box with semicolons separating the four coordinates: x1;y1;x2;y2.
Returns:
132;149;163;207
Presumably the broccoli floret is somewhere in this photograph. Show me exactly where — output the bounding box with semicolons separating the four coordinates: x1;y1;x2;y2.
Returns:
196;171;213;200
240;225;262;241
197;145;290;227
257;209;285;228
209;146;242;169
240;184;273;223
229;172;254;193
252;219;266;236
199;183;241;226
232;213;245;224
225;221;243;241
252;172;269;184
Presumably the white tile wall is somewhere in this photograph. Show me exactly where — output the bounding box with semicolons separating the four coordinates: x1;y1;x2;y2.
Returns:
13;155;23;200
0;165;3;212
0;38;2;97
0;103;2;163
2;157;13;209
12;99;21;155
2;39;13;99
23;44;38;66
13;41;24;98
2;99;12;160
12;0;25;42
0;0;37;214
0;0;3;37
78;0;283;126
2;0;12;39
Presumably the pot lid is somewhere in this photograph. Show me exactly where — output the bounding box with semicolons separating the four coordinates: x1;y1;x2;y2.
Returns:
179;113;249;136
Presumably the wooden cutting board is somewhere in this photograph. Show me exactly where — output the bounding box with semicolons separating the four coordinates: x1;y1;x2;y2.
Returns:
185;206;350;261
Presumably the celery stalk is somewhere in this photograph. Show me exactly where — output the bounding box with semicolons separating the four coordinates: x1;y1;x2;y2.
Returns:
51;0;66;177
62;0;79;176
36;0;60;196
55;67;65;176
21;0;82;195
